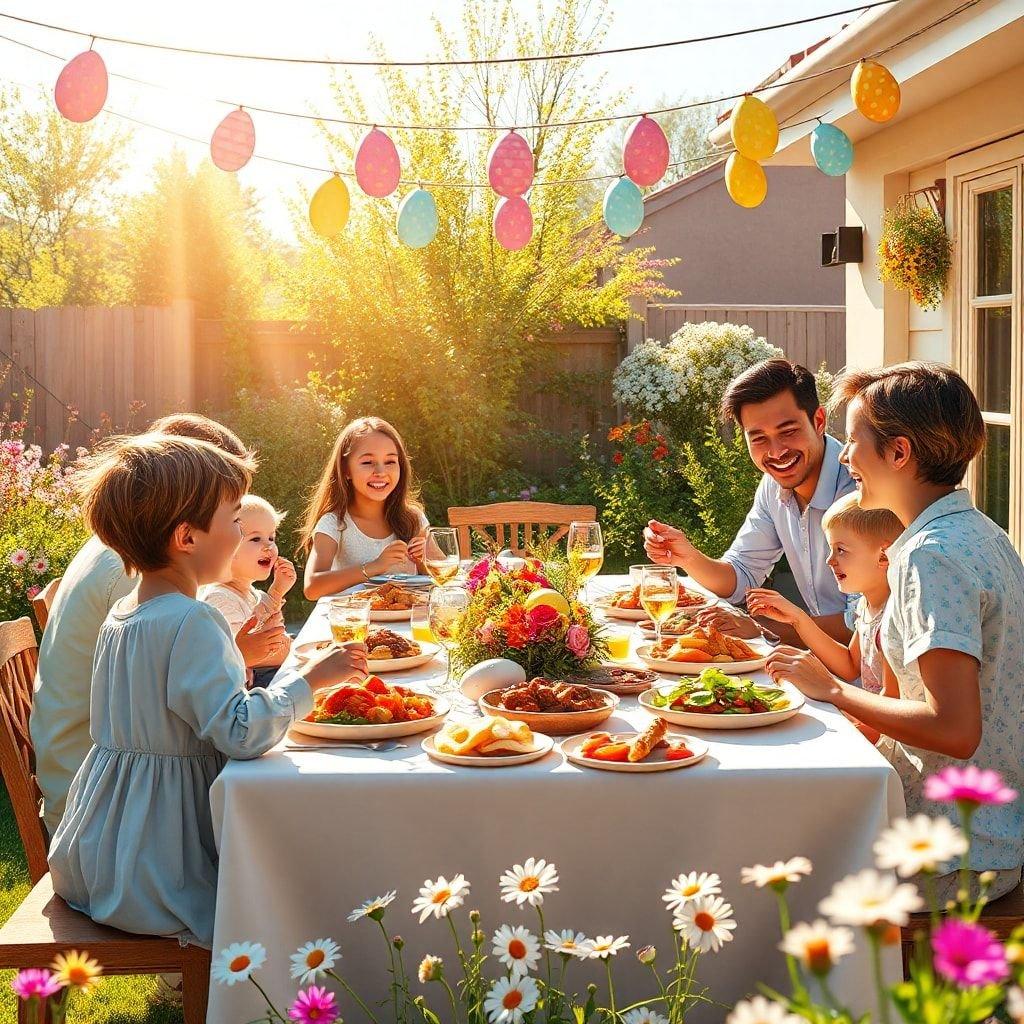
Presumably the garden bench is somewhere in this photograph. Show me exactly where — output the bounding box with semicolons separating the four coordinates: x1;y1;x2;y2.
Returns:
447;500;597;558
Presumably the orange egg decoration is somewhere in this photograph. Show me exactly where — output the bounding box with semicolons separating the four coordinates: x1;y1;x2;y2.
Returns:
54;50;108;123
211;109;256;172
851;60;901;123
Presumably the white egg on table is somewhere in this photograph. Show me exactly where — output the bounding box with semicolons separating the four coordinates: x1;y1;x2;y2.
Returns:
460;659;527;701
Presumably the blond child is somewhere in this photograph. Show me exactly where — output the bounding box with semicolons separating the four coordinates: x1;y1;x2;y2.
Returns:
48;434;367;947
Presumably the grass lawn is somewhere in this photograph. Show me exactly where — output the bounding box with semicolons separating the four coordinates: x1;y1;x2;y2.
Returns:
0;785;183;1023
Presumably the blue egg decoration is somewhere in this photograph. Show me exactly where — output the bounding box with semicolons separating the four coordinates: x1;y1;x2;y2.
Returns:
603;176;644;237
811;122;854;177
396;187;439;248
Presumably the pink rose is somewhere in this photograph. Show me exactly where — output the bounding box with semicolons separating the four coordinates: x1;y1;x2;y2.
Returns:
566;624;591;658
478;621;496;646
527;604;560;637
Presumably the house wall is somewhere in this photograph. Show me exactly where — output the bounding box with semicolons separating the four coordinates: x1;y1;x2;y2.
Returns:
631;167;845;306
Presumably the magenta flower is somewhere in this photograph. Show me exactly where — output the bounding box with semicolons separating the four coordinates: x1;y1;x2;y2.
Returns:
931;920;1009;987
288;984;339;1023
924;766;1018;809
566;624;591;658
12;968;62;1000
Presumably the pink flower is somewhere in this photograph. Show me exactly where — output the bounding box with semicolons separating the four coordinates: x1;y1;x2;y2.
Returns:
11;968;62;1000
931;920;1009;987
924;767;1018;809
566;624;591;658
288;984;339;1023
9;548;29;567
527;604;560;637
30;555;49;575
466;558;494;594
478;621;496;646
519;489;532;501
25;585;41;600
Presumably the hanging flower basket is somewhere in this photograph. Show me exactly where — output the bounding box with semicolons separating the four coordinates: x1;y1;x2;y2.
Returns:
877;198;952;311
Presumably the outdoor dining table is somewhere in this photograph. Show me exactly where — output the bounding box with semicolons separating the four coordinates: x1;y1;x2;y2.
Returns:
208;575;905;1023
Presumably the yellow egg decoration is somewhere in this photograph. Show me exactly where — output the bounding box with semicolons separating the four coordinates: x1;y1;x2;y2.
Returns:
729;94;778;161
309;175;350;238
851;60;900;123
725;153;767;209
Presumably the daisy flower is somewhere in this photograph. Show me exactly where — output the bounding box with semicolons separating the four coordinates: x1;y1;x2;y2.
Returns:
673;895;736;953
492;925;541;977
780;920;855;976
484;975;539;1023
411;874;470;923
726;996;804;1024
1006;985;1023;1024
289;938;340;984
622;1008;669;1024
662;871;721;911
418;955;443;983
11;968;61;1000
348;891;397;922
50;950;103;994
212;941;267;986
544;929;590;959
740;858;812;890
499;858;559;907
288;985;338;1024
873;815;968;877
9;548;29;567
818;869;923;928
585;935;630;959
30;555;48;574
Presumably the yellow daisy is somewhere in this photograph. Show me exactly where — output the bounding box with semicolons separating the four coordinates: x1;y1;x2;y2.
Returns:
51;950;103;994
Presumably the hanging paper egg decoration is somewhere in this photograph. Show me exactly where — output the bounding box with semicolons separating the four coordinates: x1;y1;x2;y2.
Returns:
487;131;534;198
309;175;350;238
622;115;670;188
851;60;900;123
396;188;439;248
729;95;779;162
810;122;854;177
725;153;767;209
603;177;644;236
354;128;401;197
54;50;108;123
493;196;533;250
211;109;255;172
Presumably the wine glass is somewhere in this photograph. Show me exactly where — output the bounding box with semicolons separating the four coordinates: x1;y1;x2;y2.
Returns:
424;527;461;586
328;595;370;645
428;585;469;693
567;521;604;603
640;566;678;645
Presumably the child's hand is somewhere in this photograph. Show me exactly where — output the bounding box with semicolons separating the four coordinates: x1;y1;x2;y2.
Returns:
765;646;841;702
369;540;410;575
304;643;368;690
235;617;290;668
746;588;803;625
406;534;427;564
269;557;297;601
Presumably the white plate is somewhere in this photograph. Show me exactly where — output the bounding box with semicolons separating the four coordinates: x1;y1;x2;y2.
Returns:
292;693;450;740
595;595;713;621
638;681;805;730
421;732;554;767
369;608;418;622
561;732;708;772
635;642;769;675
366;642;441;672
293;639;336;661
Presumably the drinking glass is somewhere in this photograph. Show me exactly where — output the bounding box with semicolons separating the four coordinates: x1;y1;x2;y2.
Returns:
410;599;434;644
640;566;678;645
428;585;469;693
567;520;604;603
603;623;633;663
328;595;370;645
424;527;461;586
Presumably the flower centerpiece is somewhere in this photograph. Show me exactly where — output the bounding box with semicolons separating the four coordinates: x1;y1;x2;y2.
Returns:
449;550;608;679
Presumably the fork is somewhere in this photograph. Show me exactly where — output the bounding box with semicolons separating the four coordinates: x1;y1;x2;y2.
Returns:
284;740;406;752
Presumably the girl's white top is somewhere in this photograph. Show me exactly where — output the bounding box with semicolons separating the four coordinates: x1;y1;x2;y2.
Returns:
314;510;428;575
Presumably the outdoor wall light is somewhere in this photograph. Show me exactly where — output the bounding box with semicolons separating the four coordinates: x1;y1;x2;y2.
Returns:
821;226;863;266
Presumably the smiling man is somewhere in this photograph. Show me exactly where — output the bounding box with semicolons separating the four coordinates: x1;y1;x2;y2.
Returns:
644;359;855;644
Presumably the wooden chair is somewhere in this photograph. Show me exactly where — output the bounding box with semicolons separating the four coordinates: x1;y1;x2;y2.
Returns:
447;502;598;559
30;577;62;634
0;617;210;1024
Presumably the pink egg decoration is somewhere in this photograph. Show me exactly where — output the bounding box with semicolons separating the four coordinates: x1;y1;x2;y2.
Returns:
354;128;401;197
211;109;256;172
487;130;534;198
622;115;670;188
54;50;108;123
493;196;533;251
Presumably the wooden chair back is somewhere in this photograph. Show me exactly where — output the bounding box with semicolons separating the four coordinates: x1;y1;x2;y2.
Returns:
30;577;62;633
447;502;598;559
0;617;49;883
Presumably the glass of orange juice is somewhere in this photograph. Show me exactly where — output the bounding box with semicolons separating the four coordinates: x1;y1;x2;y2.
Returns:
410;600;434;644
604;624;633;662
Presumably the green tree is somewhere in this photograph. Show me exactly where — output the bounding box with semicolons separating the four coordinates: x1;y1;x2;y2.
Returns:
287;0;672;509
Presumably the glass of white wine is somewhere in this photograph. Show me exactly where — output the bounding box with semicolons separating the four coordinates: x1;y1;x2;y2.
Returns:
567;520;604;604
640;566;678;645
428;585;469;693
424;527;461;586
328;595;370;646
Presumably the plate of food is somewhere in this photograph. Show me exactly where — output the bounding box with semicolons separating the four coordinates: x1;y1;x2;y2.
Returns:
361;582;429;621
478;679;618;735
365;629;440;671
595;582;712;621
422;716;555;767
636;608;706;638
294;677;448;740
561;718;708;772
636;625;769;674
292;638;335;662
639;668;803;730
568;664;661;695
367;572;434;587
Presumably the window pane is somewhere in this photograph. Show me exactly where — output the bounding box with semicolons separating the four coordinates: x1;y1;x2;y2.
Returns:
977;306;1012;413
976;187;1013;296
978;422;1011;531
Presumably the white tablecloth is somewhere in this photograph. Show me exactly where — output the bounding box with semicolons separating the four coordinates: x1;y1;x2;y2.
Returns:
209;576;905;1023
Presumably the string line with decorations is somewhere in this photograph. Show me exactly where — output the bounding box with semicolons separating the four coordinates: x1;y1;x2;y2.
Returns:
41;1;979;248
